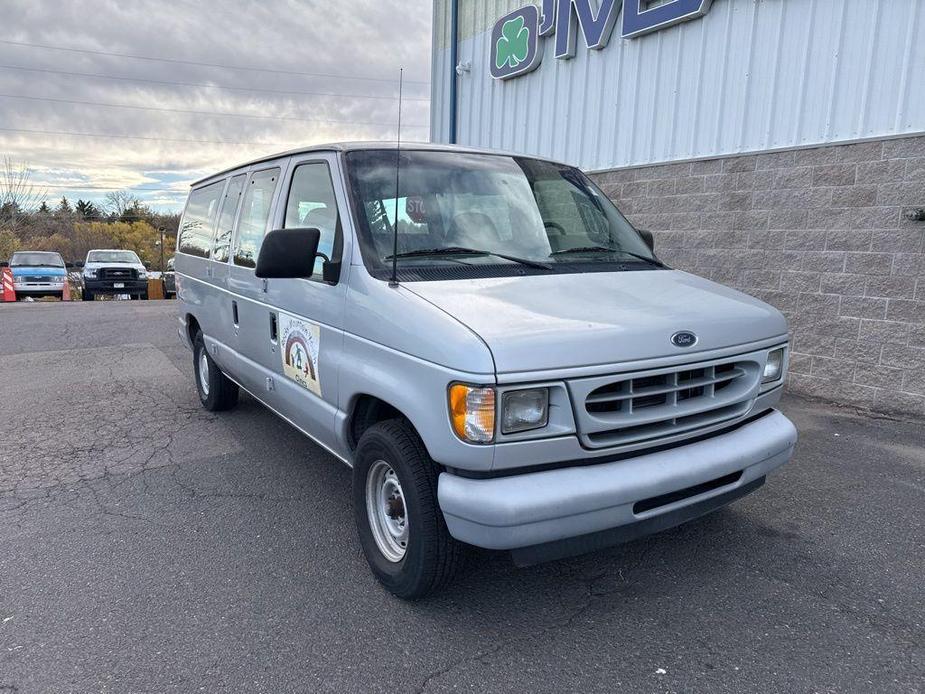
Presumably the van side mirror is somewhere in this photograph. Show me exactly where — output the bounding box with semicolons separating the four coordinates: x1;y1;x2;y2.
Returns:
76;261;84;269
255;228;321;279
638;229;655;252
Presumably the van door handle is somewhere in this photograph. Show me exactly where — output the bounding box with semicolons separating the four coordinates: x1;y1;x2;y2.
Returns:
269;312;278;343
232;300;239;327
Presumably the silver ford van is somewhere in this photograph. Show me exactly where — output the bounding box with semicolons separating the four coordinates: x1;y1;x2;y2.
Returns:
175;143;797;599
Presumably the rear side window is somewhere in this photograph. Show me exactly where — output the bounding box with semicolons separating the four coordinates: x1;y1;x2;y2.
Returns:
178;181;224;258
283;163;341;277
212;174;246;263
234;168;280;268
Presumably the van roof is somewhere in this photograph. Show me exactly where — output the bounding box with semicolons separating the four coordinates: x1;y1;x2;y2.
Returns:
190;141;567;187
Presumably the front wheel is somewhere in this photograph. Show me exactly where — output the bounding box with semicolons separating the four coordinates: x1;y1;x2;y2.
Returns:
192;331;238;411
353;419;464;600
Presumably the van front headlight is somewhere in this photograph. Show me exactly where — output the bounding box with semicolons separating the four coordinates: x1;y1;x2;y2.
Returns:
501;388;549;434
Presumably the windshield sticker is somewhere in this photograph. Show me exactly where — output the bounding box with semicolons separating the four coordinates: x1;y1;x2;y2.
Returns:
280;313;321;396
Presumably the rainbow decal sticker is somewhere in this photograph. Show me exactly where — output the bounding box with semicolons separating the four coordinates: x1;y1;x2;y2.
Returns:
279;312;321;396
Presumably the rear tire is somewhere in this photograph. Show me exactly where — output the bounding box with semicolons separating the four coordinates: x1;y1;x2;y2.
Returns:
353;419;464;600
140;292;148;301
84;291;94;301
193;331;238;411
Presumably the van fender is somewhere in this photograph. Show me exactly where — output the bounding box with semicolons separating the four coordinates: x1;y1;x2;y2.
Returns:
337;332;496;473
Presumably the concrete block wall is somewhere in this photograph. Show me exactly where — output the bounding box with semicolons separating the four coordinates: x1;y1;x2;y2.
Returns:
591;135;925;418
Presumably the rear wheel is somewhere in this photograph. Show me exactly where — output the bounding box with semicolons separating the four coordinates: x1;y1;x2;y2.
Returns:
353;419;464;599
192;331;238;411
84;291;94;301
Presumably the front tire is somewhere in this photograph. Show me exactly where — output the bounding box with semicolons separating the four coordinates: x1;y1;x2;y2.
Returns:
192;331;238;411
353;419;464;599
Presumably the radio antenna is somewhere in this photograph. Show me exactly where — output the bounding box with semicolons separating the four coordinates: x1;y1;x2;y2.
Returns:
389;67;404;288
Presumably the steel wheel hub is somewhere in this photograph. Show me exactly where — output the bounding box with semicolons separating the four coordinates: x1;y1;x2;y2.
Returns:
198;350;210;396
365;460;408;562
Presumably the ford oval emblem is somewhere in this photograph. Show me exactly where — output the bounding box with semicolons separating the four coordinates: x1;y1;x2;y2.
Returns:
671;331;698;348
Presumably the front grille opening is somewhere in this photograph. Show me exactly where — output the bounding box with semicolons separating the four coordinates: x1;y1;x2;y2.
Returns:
634;393;667;409
634;374;666;389
588;400;624;414
586;380;629;414
677;385;705;402
633;471;743;514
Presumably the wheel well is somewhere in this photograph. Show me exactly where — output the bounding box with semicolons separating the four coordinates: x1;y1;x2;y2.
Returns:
348;395;405;451
186;314;201;345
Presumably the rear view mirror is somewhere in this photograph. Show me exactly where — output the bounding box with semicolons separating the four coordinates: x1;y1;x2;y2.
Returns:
256;228;321;279
638;229;655;252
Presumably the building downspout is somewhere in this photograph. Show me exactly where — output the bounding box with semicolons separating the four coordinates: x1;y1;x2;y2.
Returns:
448;0;459;144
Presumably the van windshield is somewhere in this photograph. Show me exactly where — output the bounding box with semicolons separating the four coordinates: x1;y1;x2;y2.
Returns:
10;252;65;267
87;251;141;264
345;150;658;280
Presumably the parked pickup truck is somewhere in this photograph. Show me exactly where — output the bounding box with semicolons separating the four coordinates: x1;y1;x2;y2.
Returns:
82;249;149;301
174;143;797;599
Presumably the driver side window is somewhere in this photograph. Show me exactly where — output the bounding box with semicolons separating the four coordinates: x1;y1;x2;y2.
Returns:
283;163;341;278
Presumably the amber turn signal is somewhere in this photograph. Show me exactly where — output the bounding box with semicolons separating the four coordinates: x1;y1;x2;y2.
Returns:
448;384;496;444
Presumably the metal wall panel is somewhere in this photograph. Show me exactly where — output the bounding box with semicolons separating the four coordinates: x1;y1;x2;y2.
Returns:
431;0;925;170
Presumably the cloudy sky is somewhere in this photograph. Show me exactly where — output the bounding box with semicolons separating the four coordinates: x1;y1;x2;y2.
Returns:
1;0;433;212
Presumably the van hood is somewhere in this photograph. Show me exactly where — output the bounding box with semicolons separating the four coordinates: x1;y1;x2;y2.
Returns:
405;270;788;374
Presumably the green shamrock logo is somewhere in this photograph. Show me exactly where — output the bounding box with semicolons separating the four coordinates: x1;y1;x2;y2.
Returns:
495;16;530;70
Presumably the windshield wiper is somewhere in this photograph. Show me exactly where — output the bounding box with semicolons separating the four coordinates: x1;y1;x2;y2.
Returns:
551;246;667;268
386;246;553;270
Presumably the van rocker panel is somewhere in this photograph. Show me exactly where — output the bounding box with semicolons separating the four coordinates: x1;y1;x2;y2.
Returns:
437;409;796;550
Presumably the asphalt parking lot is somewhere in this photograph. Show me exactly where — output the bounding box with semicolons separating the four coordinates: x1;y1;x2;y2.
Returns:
0;301;922;693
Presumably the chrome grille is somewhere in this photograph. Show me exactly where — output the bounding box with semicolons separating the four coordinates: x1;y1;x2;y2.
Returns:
570;357;761;449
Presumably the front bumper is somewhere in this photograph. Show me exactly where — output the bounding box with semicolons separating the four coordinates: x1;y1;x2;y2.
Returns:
438;409;797;556
14;279;66;291
84;278;148;293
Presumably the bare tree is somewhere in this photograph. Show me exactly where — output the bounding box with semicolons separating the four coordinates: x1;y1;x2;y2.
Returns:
0;157;47;233
104;190;140;218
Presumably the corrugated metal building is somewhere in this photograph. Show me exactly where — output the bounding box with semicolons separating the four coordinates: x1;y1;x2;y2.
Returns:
431;0;925;417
